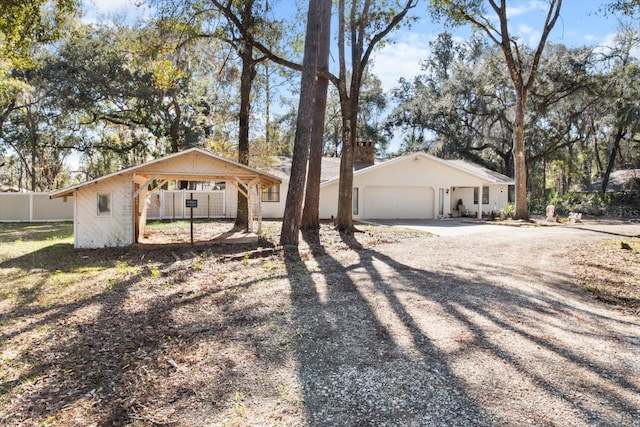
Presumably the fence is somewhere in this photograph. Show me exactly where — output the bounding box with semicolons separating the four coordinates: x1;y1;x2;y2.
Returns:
0;189;261;222
145;190;233;220
0;192;73;222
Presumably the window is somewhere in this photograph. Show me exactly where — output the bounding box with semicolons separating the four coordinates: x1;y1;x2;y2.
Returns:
262;185;280;202
473;187;489;205
97;192;111;216
353;187;359;215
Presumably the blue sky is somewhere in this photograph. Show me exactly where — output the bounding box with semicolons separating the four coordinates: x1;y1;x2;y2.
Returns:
83;0;627;93
370;0;627;91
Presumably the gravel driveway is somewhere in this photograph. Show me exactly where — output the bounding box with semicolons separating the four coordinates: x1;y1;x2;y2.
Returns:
290;220;640;426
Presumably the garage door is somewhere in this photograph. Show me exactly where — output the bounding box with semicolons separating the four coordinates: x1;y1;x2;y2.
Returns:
363;186;434;219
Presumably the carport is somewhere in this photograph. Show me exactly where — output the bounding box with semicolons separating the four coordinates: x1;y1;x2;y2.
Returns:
50;148;281;248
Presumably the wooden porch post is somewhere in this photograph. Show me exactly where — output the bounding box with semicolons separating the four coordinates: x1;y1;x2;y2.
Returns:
477;186;482;219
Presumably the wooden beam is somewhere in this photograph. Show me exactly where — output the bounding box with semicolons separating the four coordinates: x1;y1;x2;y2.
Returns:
229;180;249;199
133;175;158;198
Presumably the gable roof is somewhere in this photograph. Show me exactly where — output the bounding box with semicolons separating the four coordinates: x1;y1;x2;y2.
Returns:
268;156;380;182
50;148;281;199
445;159;514;184
319;151;514;186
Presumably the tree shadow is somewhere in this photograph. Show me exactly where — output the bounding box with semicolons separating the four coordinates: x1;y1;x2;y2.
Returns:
0;242;290;425
0;222;73;243
285;231;494;424
280;229;640;424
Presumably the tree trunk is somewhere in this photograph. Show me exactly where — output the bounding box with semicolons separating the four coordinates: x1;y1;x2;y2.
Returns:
512;92;529;220
234;45;256;231
300;0;332;231
169;98;181;152
335;98;357;231
280;0;323;245
601;125;625;193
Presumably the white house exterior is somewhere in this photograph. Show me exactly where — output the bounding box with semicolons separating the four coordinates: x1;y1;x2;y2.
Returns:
50;148;280;248
264;151;513;220
49;146;512;247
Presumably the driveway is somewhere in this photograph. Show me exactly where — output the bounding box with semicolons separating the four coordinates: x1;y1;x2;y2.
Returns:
365;217;640;237
365;218;509;236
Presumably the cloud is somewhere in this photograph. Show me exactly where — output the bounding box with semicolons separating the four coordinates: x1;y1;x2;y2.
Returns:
82;0;151;24
370;34;431;92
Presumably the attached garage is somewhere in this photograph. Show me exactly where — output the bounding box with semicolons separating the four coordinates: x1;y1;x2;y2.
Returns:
362;186;434;219
316;152;514;221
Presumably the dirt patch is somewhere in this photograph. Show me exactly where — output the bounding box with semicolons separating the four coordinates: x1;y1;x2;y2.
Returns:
569;238;640;314
139;220;259;245
1;220;639;426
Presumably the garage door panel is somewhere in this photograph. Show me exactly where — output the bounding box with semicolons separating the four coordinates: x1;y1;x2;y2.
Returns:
363;186;433;219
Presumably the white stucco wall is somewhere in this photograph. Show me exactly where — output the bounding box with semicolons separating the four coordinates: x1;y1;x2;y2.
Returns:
264;154;512;220
320;155;490;220
74;174;134;248
319;182;339;219
451;185;509;217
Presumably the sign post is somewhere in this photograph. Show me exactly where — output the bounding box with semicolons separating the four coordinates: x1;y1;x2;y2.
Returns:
185;193;198;244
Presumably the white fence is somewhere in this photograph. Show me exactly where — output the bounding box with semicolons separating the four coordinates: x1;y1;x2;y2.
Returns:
0;189;258;222
145;190;233;220
0;192;73;222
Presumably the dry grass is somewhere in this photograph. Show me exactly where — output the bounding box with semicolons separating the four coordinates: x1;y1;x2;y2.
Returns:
1;221;638;426
0;221;427;426
569;237;640;314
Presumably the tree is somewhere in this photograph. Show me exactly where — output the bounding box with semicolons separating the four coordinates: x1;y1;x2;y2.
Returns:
48;24;187;156
334;0;417;232
595;27;640;192
387;33;516;174
432;0;562;219
0;0;79;147
156;0;287;230
280;0;331;245
2;57;76;191
0;0;79;66
603;0;640;16
300;0;332;233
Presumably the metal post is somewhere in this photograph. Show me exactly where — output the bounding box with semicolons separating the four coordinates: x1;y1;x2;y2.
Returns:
190;192;194;244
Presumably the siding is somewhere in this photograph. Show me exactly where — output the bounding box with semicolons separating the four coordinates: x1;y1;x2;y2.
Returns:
75;174;133;248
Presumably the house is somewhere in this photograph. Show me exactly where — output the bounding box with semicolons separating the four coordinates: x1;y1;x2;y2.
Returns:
264;144;514;220
49;145;512;248
49;148;281;248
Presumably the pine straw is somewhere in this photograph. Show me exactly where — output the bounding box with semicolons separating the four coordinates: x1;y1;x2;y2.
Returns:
0;221;427;426
569;238;640;315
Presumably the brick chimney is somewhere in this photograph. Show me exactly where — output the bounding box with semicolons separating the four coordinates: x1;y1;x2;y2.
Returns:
354;140;375;167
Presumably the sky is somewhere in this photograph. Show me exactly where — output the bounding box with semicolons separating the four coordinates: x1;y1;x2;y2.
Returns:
82;0;627;93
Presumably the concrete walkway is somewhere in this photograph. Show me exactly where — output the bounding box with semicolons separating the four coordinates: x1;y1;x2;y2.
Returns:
366;217;640;238
364;218;504;236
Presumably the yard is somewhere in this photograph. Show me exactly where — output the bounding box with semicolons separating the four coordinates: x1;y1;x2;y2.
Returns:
0;220;639;426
